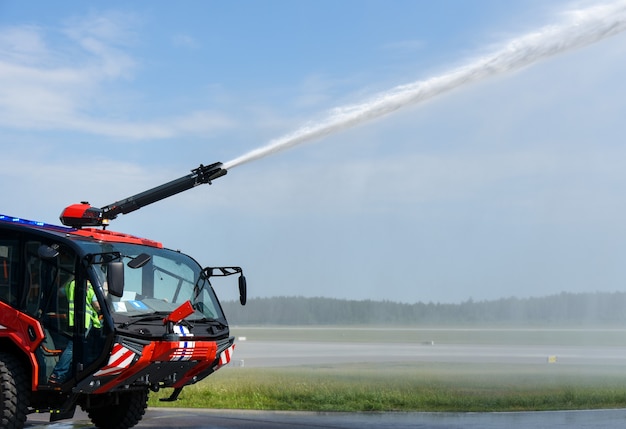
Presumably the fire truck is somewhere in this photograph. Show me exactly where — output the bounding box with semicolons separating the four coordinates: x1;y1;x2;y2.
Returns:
0;162;247;429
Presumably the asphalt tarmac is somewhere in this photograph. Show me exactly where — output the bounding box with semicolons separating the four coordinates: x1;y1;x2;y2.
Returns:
25;407;626;429
232;339;626;367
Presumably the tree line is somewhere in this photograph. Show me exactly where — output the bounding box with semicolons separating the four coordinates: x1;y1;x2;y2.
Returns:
220;291;626;326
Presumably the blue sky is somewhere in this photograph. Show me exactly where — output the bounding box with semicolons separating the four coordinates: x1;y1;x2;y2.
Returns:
1;1;626;304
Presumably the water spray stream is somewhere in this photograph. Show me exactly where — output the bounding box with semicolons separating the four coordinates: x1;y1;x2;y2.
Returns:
223;1;626;171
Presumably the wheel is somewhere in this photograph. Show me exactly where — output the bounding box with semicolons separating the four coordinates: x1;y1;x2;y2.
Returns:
85;389;148;429
0;352;30;429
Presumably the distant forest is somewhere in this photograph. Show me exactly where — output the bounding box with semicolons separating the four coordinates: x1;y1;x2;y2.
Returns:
221;292;626;326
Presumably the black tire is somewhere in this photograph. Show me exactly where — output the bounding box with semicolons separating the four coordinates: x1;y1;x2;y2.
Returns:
85;389;148;429
0;352;30;429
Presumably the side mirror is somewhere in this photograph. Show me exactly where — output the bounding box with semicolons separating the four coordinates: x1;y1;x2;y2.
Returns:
238;275;247;306
107;261;125;297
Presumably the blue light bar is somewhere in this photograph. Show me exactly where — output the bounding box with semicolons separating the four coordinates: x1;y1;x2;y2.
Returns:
0;214;75;232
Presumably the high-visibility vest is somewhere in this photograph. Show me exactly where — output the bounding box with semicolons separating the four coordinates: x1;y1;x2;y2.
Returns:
66;280;102;329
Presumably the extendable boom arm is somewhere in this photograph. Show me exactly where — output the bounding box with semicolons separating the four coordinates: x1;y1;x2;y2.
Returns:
60;162;227;228
101;162;226;220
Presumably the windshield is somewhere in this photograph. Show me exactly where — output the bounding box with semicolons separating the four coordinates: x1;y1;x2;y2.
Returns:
83;242;225;322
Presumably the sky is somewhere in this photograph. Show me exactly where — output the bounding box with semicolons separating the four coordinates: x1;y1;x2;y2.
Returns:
1;1;626;304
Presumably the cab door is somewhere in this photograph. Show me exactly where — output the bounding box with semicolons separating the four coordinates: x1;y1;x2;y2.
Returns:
32;243;108;385
22;239;77;385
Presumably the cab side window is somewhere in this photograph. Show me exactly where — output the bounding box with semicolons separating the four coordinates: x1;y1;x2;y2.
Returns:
24;241;44;316
0;240;19;306
22;241;77;336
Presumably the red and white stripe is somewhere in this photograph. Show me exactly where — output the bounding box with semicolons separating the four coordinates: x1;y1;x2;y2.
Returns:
171;341;195;361
218;344;235;367
94;343;136;377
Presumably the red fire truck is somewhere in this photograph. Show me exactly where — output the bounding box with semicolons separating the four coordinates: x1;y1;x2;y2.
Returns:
0;162;247;429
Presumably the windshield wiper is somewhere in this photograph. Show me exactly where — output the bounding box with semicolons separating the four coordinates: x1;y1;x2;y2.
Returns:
119;313;168;329
188;317;227;330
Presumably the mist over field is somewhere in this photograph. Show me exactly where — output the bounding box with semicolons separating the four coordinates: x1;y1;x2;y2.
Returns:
222;292;626;326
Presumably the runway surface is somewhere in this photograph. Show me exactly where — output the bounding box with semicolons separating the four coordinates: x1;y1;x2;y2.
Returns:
25;407;626;429
233;338;626;367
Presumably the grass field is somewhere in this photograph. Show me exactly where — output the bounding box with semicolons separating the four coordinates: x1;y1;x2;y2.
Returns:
149;326;626;412
149;362;626;412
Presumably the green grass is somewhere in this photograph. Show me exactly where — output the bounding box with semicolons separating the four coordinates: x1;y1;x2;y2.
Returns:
149;327;626;412
149;362;626;412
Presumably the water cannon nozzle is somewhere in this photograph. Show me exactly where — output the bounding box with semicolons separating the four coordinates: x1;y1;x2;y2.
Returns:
195;162;227;184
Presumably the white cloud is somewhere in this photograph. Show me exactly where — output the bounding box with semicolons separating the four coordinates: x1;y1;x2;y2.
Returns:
0;26;48;64
0;14;235;140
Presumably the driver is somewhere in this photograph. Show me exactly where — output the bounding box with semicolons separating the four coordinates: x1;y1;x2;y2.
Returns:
48;279;101;385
